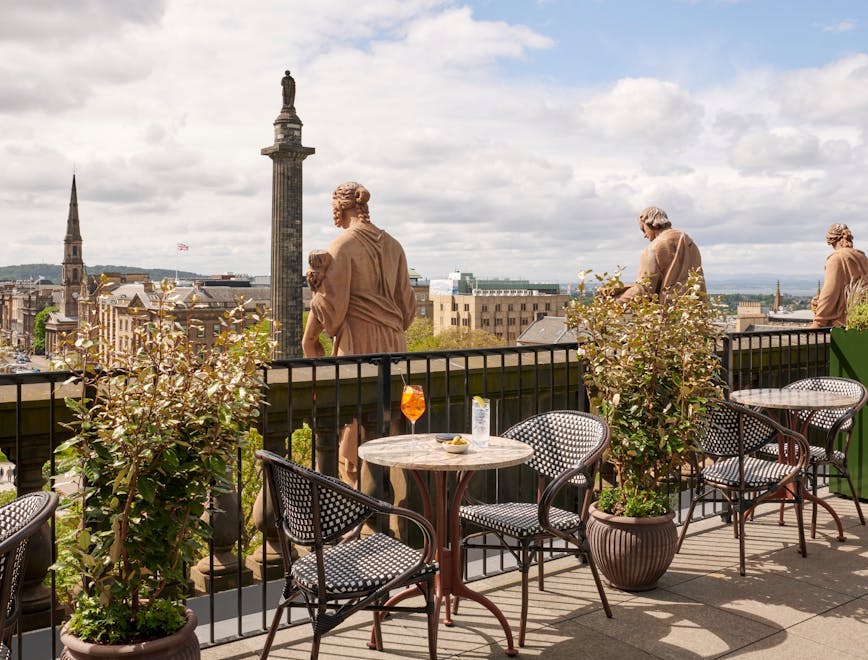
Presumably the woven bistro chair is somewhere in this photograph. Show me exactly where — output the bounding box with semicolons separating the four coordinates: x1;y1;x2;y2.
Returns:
0;491;59;660
255;450;439;660
458;410;612;647
677;400;809;576
759;377;866;536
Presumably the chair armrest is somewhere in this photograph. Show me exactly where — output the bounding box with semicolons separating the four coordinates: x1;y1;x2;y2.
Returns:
538;451;601;544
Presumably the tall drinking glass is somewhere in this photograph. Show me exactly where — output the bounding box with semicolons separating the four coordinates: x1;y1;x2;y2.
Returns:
400;385;426;447
471;396;490;448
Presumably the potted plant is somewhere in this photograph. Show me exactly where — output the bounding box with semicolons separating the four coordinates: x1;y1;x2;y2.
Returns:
54;280;274;659
565;269;722;590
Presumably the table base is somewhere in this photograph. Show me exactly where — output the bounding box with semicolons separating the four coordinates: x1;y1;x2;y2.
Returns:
369;470;518;656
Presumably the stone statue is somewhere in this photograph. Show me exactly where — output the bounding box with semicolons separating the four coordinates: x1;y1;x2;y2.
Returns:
810;223;868;327
302;182;415;357
614;206;705;305
302;182;416;537
281;70;295;110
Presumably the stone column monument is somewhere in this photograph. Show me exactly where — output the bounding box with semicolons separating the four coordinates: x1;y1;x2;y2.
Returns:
261;69;315;359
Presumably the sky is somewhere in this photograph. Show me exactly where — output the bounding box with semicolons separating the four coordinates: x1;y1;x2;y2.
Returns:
2;0;868;293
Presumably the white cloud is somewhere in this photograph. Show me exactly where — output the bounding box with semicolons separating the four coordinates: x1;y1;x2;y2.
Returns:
822;18;857;33
776;54;868;125
0;1;867;291
579;78;704;145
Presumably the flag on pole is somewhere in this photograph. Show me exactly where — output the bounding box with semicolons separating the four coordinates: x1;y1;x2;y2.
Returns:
176;243;189;251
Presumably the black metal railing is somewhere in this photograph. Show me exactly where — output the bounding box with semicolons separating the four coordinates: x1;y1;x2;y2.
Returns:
0;328;836;656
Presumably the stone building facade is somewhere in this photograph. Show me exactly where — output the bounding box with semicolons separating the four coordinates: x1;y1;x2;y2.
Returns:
430;272;568;344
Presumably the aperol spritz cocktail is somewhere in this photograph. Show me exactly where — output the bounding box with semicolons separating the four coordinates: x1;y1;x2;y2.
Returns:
400;384;426;442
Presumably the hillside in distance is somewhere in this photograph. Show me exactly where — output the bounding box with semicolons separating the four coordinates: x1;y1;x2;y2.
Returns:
0;263;204;283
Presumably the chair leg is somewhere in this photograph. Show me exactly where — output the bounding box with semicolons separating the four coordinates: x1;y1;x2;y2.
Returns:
371;603;384;651
519;543;530;647
794;480;808;558
309;633;321;660
538;548;546;591
810;464;818;539
585;546;612;618
738;504;747;576
676;493;702;552
259;598;290;660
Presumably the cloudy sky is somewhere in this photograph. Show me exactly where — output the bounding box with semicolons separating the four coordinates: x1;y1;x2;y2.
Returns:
2;0;867;293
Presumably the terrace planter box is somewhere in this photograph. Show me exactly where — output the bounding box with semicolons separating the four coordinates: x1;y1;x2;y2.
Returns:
830;327;868;500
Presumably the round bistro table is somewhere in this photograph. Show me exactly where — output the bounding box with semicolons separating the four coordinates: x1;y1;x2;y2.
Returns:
730;387;862;541
358;433;533;657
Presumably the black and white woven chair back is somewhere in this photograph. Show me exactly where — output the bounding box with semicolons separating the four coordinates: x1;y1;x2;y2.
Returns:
268;458;370;546
785;377;866;432
0;491;58;640
503;411;607;485
702;401;778;457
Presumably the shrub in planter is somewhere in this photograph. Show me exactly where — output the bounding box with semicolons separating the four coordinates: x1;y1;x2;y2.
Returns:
565;270;723;589
54;279;274;649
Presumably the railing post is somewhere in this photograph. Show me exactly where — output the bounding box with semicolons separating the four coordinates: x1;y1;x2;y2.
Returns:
377;356;393;438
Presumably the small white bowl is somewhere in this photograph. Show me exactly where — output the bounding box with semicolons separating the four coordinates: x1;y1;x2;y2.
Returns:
442;441;469;454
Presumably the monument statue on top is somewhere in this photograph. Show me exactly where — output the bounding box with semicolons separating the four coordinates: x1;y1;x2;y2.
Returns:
281;70;296;112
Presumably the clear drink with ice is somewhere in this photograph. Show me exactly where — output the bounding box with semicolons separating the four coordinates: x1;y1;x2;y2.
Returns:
471;397;490;448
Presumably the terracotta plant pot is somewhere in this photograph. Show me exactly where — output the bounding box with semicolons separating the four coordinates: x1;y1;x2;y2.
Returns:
586;503;678;592
60;609;200;660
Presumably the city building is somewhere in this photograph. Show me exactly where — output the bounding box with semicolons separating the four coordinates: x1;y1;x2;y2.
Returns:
429;271;568;344
409;267;433;321
89;280;271;362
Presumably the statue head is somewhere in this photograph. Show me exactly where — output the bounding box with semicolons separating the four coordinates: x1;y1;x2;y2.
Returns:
332;182;371;227
637;206;671;237
826;223;854;248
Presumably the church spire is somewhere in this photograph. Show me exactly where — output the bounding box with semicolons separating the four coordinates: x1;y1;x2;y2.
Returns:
62;175;85;318
65;175;82;241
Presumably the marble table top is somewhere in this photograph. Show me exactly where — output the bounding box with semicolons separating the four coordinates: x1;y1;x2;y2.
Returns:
730;387;860;410
357;434;533;472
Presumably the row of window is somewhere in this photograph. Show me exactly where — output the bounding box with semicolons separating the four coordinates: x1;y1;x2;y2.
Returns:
443;302;552;312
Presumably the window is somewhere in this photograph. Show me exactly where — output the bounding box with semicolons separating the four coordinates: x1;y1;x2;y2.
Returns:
420;308;427;316
508;304;514;311
440;303;444;311
495;304;501;312
461;318;469;326
520;303;526;311
482;318;490;326
452;302;458;312
495;318;503;326
533;303;538;311
451;318;457;325
463;304;469;312
418;293;427;302
197;325;205;338
508;318;516;326
481;304;488;312
545;303;551;311
213;324;221;337
520;317;527;325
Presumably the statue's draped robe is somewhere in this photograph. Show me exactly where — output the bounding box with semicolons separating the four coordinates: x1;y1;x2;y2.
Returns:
619;228;705;304
813;247;868;327
308;222;416;530
310;222;415;355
